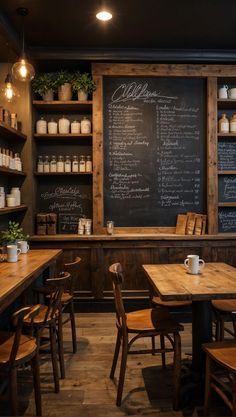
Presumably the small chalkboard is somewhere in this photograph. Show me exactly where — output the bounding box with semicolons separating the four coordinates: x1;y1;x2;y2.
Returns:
103;76;206;227
218;139;236;170
58;213;81;234
218;208;236;233
218;175;236;202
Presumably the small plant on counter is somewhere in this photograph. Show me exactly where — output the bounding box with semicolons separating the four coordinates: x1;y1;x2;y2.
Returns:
0;221;29;245
32;72;58;99
72;72;96;96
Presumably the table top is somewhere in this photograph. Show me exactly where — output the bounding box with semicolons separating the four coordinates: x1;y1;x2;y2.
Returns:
0;249;62;314
143;262;236;302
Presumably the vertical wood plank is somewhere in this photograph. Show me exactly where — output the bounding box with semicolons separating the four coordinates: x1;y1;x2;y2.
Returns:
207;77;218;234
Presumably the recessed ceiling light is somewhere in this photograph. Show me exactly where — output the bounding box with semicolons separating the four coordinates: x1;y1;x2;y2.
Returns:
96;10;112;21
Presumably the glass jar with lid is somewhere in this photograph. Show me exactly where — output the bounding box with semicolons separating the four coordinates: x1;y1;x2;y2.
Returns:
43;155;50;173
36;117;47;134
72;155;79;172
79;155;86;172
65;155;71;172
85;155;92;172
37;155;44;173
50;155;57;172
57;155;64;172
81;117;91;134
48;119;58;134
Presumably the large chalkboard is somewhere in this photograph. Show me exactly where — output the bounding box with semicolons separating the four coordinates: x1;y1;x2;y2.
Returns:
103;77;206;227
218;208;236;233
219;175;236;202
37;177;92;233
218;139;236;170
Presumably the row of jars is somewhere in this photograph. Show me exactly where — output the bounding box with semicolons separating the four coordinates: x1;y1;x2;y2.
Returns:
0;148;22;171
218;113;236;133
0;186;21;208
36;116;92;135
37;155;92;173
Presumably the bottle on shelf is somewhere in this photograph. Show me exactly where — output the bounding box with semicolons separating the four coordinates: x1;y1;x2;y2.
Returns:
36;117;47;134
5;149;9;168
85;155;92;172
2;148;6;167
81;116;91;134
65;155;71;172
10;187;21;206
14;153;22;171
71;120;80;134
230;114;236;133
79;155;86;172
218;113;229;133
37;155;44;173
9;151;15;170
6;194;16;207
43;155;50;173
57;155;64;172
0;187;5;208
72;155;79;172
48;119;58;134
58;116;70;134
50;155;57;172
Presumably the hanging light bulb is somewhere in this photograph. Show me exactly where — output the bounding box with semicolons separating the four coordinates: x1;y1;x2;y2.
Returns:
0;72;20;103
12;7;35;82
96;1;112;21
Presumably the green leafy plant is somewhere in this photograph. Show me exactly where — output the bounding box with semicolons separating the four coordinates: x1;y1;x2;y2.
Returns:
55;70;74;86
32;72;58;97
72;72;96;94
0;221;29;245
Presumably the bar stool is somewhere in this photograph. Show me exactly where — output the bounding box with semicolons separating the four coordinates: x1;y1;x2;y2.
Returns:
212;300;236;341
109;262;184;410
0;305;41;416
24;273;70;393
203;340;236;416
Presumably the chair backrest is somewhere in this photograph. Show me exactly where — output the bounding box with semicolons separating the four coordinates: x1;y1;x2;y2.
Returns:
10;304;40;365
63;257;81;295
109;263;127;333
44;272;71;322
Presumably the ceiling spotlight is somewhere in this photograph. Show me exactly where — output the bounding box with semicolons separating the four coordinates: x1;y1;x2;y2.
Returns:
96;10;112;21
12;7;35;82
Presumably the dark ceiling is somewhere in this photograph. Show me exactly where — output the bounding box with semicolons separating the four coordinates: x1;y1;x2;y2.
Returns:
1;0;236;70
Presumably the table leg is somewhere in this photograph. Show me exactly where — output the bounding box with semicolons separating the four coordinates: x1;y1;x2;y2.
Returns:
192;300;212;373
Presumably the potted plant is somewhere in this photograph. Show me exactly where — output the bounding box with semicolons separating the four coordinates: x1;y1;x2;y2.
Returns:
32;72;58;101
72;72;96;101
55;70;74;101
0;221;29;246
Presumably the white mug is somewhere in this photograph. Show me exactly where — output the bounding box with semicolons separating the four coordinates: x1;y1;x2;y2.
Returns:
184;254;205;275
228;88;236;99
18;240;29;254
7;245;21;263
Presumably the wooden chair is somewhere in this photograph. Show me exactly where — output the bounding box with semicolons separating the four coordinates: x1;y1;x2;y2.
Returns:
109;262;184;410
24;273;70;393
212;300;236;341
203;340;236;416
0;305;42;416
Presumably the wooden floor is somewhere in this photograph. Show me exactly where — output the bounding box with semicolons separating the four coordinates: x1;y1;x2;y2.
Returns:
0;313;232;416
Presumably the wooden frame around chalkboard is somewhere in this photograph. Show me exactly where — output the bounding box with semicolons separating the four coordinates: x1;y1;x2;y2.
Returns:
92;63;236;235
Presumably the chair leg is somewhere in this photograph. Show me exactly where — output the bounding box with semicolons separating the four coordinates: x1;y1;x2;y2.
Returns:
9;366;18;416
204;354;212;415
151;335;155;355
110;329;121;379
49;323;60;393
57;310;65;379
173;332;181;411
232;375;236;416
31;351;42;416
69;301;77;354
160;334;166;369
116;334;128;407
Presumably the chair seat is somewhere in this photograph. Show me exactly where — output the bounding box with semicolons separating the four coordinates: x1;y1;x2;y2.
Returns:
152;296;191;308
203;341;236;372
61;292;73;304
126;308;184;333
24;304;59;325
0;331;37;364
212;299;236;313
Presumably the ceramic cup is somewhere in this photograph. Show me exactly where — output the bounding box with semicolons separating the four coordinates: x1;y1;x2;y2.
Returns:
7;245;21;263
218;85;228;99
18;240;29;254
228;88;236;99
184;254;205;275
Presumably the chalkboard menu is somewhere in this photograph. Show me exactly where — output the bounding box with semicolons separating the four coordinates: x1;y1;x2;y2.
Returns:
218;175;236;202
103;77;206;227
218;139;236;170
219;208;236;233
37;177;92;233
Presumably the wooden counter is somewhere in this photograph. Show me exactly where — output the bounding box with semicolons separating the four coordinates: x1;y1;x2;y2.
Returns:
0;249;62;314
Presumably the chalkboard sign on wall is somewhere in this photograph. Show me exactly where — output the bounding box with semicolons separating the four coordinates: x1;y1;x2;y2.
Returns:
218;139;236;170
103;77;206;227
219;208;236;233
219;175;236;202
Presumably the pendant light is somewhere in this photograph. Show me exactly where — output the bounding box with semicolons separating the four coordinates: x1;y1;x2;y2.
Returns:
0;46;20;103
96;1;112;21
12;7;35;82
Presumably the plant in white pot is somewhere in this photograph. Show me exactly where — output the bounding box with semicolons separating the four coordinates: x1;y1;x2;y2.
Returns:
56;70;74;101
32;72;57;101
72;72;96;101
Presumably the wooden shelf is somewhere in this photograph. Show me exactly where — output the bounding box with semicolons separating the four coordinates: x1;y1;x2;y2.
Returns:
218;133;236;137
0;122;27;141
218;202;236;207
34;133;92;139
218;170;236;175
0;166;26;176
218;99;236;109
34;172;92;176
0;205;27;215
32;100;93;112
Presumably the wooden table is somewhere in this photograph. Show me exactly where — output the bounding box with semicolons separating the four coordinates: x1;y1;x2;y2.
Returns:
0;249;62;314
143;262;236;372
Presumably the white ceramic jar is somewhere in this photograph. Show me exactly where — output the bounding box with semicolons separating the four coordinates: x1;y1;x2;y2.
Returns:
71;120;81;134
10;187;21;206
81;117;91;134
36;117;47;134
58;116;70;134
48;119;58;134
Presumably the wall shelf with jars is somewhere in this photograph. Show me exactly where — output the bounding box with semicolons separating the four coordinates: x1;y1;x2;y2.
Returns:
32;99;93;235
